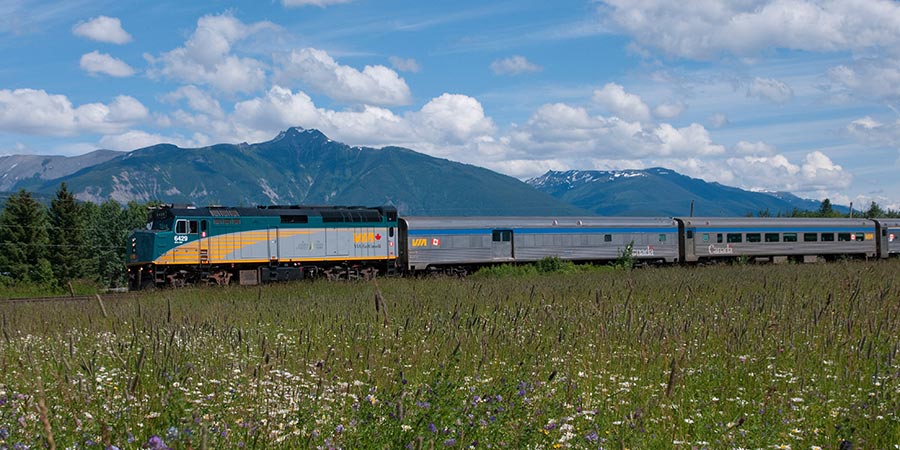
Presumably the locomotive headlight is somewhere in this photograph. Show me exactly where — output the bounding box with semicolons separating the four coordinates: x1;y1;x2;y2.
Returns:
131;237;137;251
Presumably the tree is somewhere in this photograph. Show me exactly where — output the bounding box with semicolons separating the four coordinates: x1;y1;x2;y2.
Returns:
0;189;53;284
818;198;834;217
48;182;88;284
864;201;885;218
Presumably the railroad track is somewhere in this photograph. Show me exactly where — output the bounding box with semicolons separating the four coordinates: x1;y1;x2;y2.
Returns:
0;292;136;305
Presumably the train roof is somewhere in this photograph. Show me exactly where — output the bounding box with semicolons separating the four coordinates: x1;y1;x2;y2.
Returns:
677;217;876;228
402;216;678;230
158;204;396;218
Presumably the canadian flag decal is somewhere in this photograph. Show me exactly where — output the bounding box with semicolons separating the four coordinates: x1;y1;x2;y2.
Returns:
432;238;441;246
375;233;382;240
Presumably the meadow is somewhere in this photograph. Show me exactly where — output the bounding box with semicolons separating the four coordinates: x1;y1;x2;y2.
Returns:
1;261;899;449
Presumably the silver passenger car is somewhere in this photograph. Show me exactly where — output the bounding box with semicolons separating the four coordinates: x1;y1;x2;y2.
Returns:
677;217;878;262
399;217;680;271
874;218;900;257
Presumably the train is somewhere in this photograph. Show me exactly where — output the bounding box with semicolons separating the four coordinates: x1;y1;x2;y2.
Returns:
126;204;900;289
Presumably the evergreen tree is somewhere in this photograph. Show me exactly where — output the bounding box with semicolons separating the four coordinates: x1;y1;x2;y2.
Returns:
818;198;833;217
864;201;885;218
0;189;52;284
48;182;87;283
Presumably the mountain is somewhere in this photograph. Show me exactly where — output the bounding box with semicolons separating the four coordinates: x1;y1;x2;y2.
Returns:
9;128;585;216
527;168;829;217
0;150;121;191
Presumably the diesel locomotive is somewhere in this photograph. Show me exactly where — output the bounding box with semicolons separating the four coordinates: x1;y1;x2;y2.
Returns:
127;204;900;289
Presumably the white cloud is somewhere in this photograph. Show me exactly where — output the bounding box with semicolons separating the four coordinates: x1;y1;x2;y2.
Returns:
72;16;132;44
389;56;421;73
602;0;900;60
410;93;497;145
275;48;412;106
708;113;729;128
734;140;776;156
846;116;900;147
747;77;794;104
146;13;273;94
592;83;651;122
490;56;542;75
282;0;353;6
826;59;900;102
653;101;685;119
162;85;224;118
80;51;135;77
0;89;147;136
99;130;208;151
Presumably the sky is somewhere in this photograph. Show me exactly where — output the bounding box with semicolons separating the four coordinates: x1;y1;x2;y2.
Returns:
1;0;900;210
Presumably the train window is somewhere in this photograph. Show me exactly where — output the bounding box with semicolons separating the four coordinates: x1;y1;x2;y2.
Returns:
492;230;512;242
658;234;667;242
701;233;709;242
201;220;207;233
189;221;198;234
838;233;851;241
686;230;694;239
604;234;612;242
746;233;761;243
389;227;394;238
803;233;818;242
855;233;865;241
821;233;834;241
726;233;742;243
176;219;187;234
214;219;223;225
765;233;780;242
717;234;723;243
281;215;309;224
783;233;797;242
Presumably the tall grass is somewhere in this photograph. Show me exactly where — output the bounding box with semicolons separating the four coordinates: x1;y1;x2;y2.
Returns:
1;260;898;448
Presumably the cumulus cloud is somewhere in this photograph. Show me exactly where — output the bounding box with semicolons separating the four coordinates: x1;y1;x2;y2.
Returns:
99;130;208;151
275;48;412;106
146;13;273;94
0;89;147;136
282;0;353;6
410;94;497;145
592;83;651;122
602;0;900;60
162;85;224;118
746;77;794;104
389;56;421;73
72;16;132;44
653;101;685;119
490;56;542;75
80;51;135;77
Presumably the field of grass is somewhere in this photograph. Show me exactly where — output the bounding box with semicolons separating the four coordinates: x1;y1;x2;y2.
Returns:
1;260;899;449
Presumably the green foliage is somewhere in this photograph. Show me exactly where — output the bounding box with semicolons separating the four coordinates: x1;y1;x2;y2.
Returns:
613;240;635;270
0;189;53;285
1;262;898;448
474;256;603;278
48;182;88;283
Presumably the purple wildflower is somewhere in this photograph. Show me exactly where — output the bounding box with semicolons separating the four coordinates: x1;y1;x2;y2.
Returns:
335;424;344;433
416;401;431;409
443;438;456;446
107;446;121;450
145;435;168;450
0;427;8;439
428;423;437;433
585;431;599;442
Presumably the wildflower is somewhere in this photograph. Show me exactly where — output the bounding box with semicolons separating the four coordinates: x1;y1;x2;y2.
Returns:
335;424;344;433
429;423;437;433
166;426;179;441
146;435;169;450
585;431;599;442
443;438;456;446
0;427;8;440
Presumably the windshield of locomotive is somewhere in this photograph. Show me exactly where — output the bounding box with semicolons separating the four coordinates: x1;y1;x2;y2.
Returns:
147;209;173;231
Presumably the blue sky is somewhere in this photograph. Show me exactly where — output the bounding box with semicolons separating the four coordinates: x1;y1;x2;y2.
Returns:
2;0;900;209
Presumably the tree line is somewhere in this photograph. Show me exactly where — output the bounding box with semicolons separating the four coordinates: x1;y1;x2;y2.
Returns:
752;198;900;219
0;184;148;291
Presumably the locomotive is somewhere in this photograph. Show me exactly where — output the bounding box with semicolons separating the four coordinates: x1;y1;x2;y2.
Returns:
126;204;900;289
